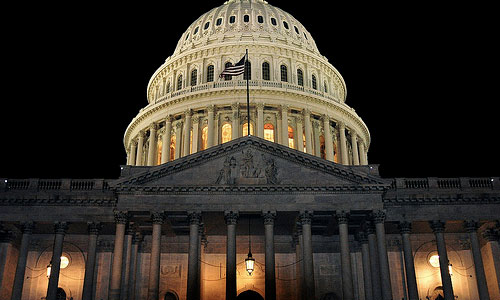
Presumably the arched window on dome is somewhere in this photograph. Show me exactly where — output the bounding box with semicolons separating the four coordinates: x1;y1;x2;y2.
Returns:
157;138;162;165
191;69;197;86
221;123;232;143
224;62;233;81
280;65;288;82
201;126;208;150
264;123;274;142
177;75;183;90
262;62;270;81
207;65;214;82
312;74;317;90
244;60;251;80
288;126;295;149
297;69;304;86
319;135;326;159
243;15;249;23
169;134;175;161
242;122;254;136
257;15;264;23
229;16;236;24
324;81;328;93
166;81;171;93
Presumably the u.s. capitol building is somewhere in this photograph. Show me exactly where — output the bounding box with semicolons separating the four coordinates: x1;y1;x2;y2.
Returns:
1;1;499;300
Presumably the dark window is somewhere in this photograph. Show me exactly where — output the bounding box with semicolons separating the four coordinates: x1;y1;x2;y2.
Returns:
324;81;328;93
271;18;277;26
280;65;288;82
244;60;251;80
216;18;222;26
229;16;236;23
185;33;190;40
294;26;299;34
166;81;171;93
312;74;317;90
191;69;197;86
297;69;303;86
204;22;210;30
244;15;249;22
207;65;214;82
303;32;308;40
257;15;264;23
283;21;289;29
193;27;199;34
224;62;233;80
177;75;183;90
262;62;270;81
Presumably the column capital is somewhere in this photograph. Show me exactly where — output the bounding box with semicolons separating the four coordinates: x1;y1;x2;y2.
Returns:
303;108;311;116
349;130;357;138
299;211;314;225
132;232;143;244
151;212;166;225
262;211;277;225
335;211;349;224
0;230;15;243
337;121;346;130
175;121;184;129
184;109;192;116
321;114;330;123
192;115;200;123
87;222;102;235
482;228;498;242
207;105;216;113
365;222;376;235
256;102;265;110
464;220;479;233
166;115;174;123
398;221;412;234
188;211;202;225
281;104;289;112
296;115;303;123
429;220;446;233
114;211;129;224
54;222;69;235
371;210;386;224
21;221;35;234
231;103;239;111
150;123;158;131
224;211;239;225
312;120;320;129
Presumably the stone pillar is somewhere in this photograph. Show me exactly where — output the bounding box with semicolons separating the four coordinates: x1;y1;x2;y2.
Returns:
207;106;215;148
175;122;183;159
256;103;264;138
398;221;419;300
482;228;500;299
198;225;206;300
281;105;289;147
161;116;172;164
183;110;192;157
372;211;392;300
304;109;313;155
300;211;315;300
0;228;15;298
109;212;128;300
225;211;239;300
358;139;368;165
351;131;360;166
120;225;134;300
296;116;304;152
147;124;157;166
11;222;34;300
323;115;334;161
231;103;239;141
338;122;349;165
192;116;200;154
464;220;490;300
136;132;144;166
263;211;277;300
336;211;354;300
82;222;101;300
46;222;68;300
128;233;142;300
357;232;373;300
129;142;137;166
430;220;455;300
187;212;201;300
293;230;304;300
312;121;320;157
148;212;165;300
366;223;382;300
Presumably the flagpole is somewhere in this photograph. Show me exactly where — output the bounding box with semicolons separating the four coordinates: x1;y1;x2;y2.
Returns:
246;49;250;136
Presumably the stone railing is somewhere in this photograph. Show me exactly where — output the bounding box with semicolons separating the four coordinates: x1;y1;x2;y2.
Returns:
1;178;110;192
391;177;500;190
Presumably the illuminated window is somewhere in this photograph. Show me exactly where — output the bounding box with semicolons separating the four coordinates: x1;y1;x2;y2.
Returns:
157;139;163;165
190;130;193;154
170;135;176;161
177;75;183;90
297;69;303;86
333;143;338;163
280;65;288;82
303;132;306;152
288;126;294;149
242;122;254;136
264;123;274;142
221;123;232;143
312;74;317;90
201;126;208;150
191;69;197;86
262;62;270;80
207;65;214;82
319;135;326;159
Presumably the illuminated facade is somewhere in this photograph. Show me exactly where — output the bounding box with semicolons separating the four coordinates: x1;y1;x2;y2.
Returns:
1;1;500;300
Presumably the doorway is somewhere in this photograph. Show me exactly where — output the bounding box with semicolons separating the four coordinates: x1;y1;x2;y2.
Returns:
236;290;264;300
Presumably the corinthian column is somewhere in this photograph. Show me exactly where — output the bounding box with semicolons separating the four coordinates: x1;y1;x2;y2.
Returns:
281;105;289;147
109;212;128;300
338;122;349;165
430;220;455;300
399;221;419;300
11;222;34;300
161;116;172;164
207;105;215;147
129;142;137;166
148;212;165;300
464;220;490;300
303;109;313;154
256;103;264;138
231;103;239;141
82;222;101;300
323;115;334;161
187;212;201;300
183;110;192;157
296;116;304;152
263;211;277;300
358;139;368;165
174;122;183;159
366;223;382;300
336;211;354;300
225;211;239;300
147;124;157;166
372;211;392;300
46;222;68;300
357;232;373;300
191;116;200;154
350;131;360;165
136;132;144;166
300;211;315;300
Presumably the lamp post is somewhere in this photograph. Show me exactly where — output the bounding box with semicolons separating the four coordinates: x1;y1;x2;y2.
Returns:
245;216;255;275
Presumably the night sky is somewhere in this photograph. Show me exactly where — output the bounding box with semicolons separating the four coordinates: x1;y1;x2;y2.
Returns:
1;1;498;180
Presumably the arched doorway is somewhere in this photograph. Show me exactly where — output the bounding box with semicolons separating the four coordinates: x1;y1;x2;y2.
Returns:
236;290;264;300
164;291;179;300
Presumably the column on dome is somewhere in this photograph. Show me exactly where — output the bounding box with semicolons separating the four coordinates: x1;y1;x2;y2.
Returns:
263;211;277;300
192;116;200;154
187;212;201;300
224;211;239;300
358;139;368;165
135;132;144;166
372;210;392;300
231;103;239;141
429;220;455;300
350;131;360;166
256;103;264;139
11;222;34;300
281;105;289;147
109;212;127;300
148;212;165;300
357;232;373;300
312;121;320;157
183;110;192;157
336;211;354;300
303;109;313;155
482;227;500;299
338;122;349;165
129;141;137;166
464;220;490;300
323;115;334;161
161;116;172;164
366;223;382;300
299;211;315;300
174;121;183;159
207;105;215;148
398;221;419;300
147;124;157;166
46;222;69;300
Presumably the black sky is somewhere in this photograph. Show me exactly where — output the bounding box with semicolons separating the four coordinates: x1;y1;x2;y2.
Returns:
1;1;498;179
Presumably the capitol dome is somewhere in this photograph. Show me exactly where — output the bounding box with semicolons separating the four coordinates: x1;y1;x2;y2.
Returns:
124;0;370;167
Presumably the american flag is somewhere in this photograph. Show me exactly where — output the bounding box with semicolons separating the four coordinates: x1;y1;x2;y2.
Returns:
219;55;246;78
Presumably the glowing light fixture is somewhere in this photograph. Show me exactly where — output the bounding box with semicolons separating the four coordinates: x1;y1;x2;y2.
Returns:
46;256;70;278
245;216;255;275
429;254;453;275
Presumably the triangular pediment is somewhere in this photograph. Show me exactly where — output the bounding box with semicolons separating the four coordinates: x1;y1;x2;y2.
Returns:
110;136;390;191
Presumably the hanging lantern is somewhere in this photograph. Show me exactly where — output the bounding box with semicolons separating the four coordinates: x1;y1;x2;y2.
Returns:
245;251;255;275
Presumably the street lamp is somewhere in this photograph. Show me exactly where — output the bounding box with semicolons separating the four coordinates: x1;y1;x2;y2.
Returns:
245;216;255;275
